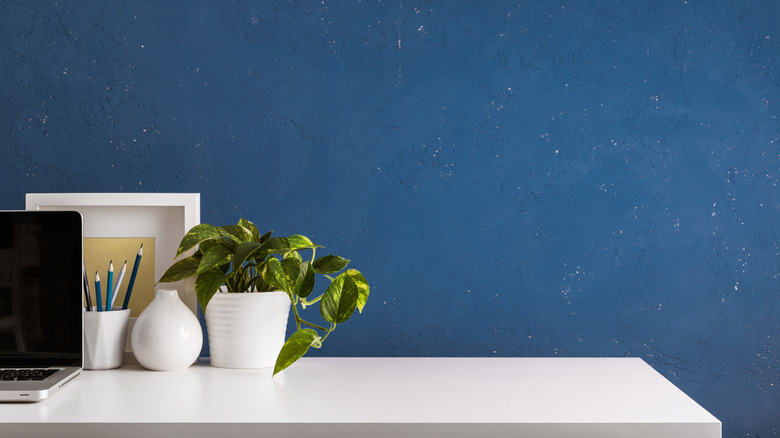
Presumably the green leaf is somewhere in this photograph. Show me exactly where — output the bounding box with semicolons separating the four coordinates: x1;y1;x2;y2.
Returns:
287;250;303;262
195;269;227;312
234;241;263;268
218;225;254;243
198;238;219;254
286;235;323;253
346;269;369;313
261;237;290;256
280;257;301;295
287;234;313;250
313;255;351;274
320;274;359;324
296;261;316;298
273;329;318;376
260;231;273;244
176;224;221;258
252;260;273;291
237;218;261;242
266;257;285;291
159;254;202;283
196;244;234;275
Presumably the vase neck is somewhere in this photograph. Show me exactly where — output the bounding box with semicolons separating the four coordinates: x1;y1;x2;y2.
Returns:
156;289;179;299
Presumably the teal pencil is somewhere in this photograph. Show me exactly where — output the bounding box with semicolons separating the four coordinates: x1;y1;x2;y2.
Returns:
122;244;143;310
105;260;113;311
95;272;102;312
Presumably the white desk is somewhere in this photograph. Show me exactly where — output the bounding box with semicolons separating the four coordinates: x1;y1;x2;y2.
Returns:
0;357;720;437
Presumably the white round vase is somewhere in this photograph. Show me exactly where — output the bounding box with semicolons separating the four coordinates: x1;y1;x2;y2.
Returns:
131;289;203;371
206;290;291;369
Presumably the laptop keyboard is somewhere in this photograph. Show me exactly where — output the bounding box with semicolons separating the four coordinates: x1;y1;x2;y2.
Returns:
0;368;59;381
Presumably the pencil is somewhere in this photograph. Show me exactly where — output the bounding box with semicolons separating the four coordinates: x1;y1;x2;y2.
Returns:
123;244;143;310
110;260;127;309
95;272;102;312
83;262;93;312
105;260;113;311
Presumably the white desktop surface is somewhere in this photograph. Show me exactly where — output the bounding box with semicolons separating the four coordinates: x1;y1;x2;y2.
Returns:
1;357;720;437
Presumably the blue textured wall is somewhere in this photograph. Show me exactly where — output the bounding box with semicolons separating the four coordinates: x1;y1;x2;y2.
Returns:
1;1;777;435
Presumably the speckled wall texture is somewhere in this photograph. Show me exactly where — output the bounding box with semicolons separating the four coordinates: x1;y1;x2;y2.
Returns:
1;1;777;435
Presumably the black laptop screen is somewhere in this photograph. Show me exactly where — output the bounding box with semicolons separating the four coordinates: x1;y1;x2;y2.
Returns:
0;211;82;366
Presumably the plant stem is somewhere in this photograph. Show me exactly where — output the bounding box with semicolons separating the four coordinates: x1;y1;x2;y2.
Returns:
291;305;329;331
318;323;337;343
302;294;323;306
298;319;329;331
291;303;302;330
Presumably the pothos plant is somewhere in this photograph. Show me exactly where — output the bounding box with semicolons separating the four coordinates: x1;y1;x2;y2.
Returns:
159;218;369;376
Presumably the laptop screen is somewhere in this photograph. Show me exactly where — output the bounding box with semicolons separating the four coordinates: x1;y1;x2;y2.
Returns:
0;211;82;367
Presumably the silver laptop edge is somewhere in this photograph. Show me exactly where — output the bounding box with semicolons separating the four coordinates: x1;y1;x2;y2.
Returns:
0;210;83;402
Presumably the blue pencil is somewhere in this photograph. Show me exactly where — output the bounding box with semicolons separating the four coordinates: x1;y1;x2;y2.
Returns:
95;272;102;312
122;244;143;310
105;261;113;311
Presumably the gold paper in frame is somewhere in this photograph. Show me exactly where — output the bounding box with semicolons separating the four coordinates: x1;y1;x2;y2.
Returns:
84;237;155;318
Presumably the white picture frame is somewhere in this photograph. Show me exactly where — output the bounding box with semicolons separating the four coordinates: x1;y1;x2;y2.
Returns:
25;193;200;315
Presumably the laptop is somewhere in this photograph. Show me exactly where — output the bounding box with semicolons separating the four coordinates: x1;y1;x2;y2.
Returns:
0;210;83;402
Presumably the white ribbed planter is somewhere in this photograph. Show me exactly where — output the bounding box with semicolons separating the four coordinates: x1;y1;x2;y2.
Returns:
205;290;291;369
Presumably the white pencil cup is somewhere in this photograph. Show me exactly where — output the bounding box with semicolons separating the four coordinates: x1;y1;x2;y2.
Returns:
84;308;131;370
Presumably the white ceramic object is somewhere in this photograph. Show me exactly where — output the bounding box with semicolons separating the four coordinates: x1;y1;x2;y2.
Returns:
131;289;203;371
206;290;291;369
84;308;131;370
